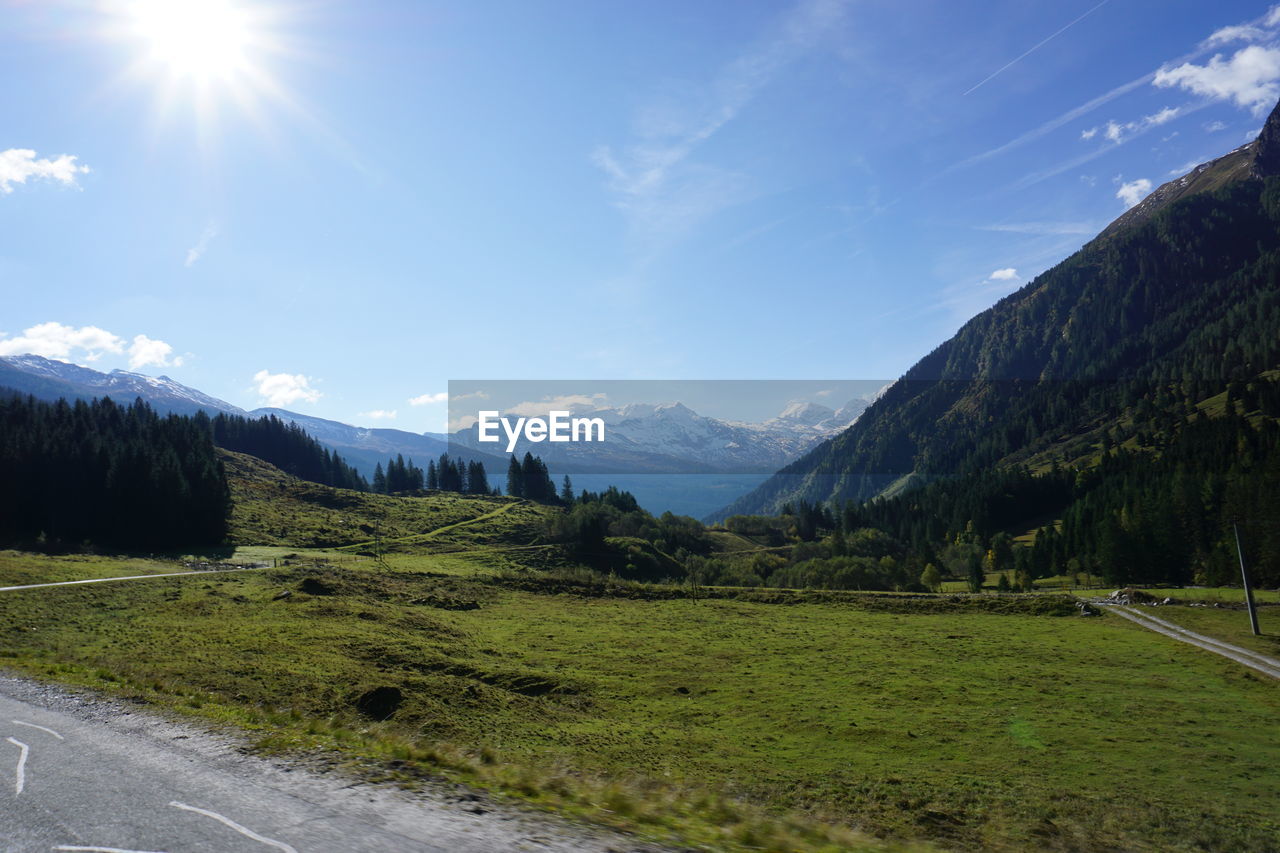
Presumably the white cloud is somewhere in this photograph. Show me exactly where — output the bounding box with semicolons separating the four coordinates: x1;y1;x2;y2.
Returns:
408;391;449;406
1246;126;1265;141
1086;106;1183;145
1204;120;1228;132
185;224;218;267
1154;45;1280;114
0;322;123;361
127;334;183;369
987;268;1019;281
0;322;184;370
0;149;90;194
252;370;321;407
1205;25;1267;47
1116;178;1153;209
506;394;608;417
359;409;397;420
1269;6;1280;28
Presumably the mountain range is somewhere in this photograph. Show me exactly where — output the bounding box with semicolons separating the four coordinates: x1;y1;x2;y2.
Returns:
0;354;870;516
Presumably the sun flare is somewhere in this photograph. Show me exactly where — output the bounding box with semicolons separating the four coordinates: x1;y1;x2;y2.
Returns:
129;0;253;80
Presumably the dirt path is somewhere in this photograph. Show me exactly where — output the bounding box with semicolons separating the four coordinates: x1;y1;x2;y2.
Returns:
335;502;523;553
1102;604;1280;679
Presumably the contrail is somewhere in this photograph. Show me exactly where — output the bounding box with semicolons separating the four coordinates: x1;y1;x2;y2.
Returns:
964;0;1114;96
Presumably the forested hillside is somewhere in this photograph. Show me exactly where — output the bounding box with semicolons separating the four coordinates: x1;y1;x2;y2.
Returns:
717;100;1280;585
211;412;368;491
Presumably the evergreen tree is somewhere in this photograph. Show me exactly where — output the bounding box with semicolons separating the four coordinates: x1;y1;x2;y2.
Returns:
467;460;489;494
507;455;524;498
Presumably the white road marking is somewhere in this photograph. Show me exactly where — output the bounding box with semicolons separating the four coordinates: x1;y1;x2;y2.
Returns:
54;846;169;853
7;736;29;794
13;719;64;739
0;567;263;593
168;801;298;853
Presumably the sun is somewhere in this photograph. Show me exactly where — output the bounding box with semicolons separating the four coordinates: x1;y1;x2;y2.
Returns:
128;0;255;81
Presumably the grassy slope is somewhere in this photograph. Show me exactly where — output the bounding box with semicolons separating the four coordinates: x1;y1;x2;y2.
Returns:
223;448;543;549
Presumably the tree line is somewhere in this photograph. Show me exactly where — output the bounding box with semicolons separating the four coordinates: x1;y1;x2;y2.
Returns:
372;453;493;496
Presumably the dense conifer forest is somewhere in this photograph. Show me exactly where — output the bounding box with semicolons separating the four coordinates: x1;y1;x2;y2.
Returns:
211;412;368;491
0;391;229;548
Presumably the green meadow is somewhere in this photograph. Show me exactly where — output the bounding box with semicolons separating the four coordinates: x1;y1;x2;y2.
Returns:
1;549;1277;852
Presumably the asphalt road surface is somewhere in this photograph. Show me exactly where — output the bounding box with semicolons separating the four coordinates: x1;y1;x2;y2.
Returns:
0;676;659;853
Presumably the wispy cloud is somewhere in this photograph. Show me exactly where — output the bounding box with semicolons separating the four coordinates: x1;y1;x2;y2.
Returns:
962;0;1114;96
1008;100;1213;193
1115;177;1152;209
0;149;90;194
1205;25;1268;48
1155;44;1280;114
408;391;449;406
987;268;1019;281
185;224;218;267
252;370;321;407
1081;106;1182;145
359;409;397;420
0;322;181;369
593;0;850;252
950;6;1280;177
978;221;1099;236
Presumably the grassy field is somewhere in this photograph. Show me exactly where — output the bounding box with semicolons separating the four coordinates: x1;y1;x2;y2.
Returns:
4;460;1278;851
0;550;200;586
1;551;1278;852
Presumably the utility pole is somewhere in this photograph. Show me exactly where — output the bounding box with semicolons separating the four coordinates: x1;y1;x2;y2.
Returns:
1233;521;1261;636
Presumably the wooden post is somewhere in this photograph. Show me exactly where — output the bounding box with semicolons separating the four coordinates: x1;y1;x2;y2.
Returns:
1233;521;1261;636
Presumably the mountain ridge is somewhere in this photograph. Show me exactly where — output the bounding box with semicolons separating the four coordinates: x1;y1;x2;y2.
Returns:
713;97;1280;520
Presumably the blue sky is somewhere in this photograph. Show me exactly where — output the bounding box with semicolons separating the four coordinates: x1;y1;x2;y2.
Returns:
3;0;1280;432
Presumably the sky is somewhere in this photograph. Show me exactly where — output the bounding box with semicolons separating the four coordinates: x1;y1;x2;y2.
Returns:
4;0;1280;433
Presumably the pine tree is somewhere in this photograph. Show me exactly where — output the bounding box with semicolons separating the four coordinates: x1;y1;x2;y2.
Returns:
506;455;524;498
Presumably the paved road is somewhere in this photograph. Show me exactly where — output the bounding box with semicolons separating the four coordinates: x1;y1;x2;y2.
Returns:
0;567;265;594
1102;604;1280;679
0;677;657;853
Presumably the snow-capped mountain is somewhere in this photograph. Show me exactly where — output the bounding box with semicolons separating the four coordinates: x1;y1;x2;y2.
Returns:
452;396;872;474
0;352;873;491
0;354;246;416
